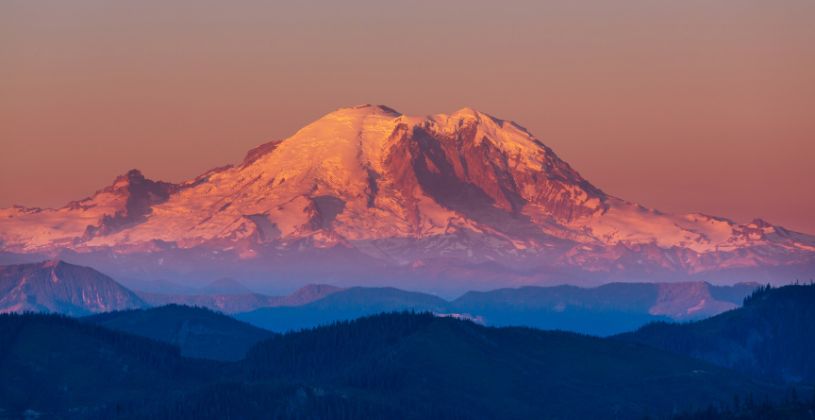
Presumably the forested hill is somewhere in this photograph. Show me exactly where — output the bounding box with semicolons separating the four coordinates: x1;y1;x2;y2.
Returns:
235;312;779;419
0;313;216;418
617;284;815;383
0;311;791;419
84;304;274;361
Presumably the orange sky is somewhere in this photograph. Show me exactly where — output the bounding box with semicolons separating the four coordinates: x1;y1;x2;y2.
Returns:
1;0;814;233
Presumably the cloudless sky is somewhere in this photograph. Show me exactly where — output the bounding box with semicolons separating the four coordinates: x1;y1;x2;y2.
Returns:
1;0;813;233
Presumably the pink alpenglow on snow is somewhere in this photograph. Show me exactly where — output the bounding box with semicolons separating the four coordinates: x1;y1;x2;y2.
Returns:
1;106;813;293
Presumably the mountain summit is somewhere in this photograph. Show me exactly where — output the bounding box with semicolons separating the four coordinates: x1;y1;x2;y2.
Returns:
1;105;813;291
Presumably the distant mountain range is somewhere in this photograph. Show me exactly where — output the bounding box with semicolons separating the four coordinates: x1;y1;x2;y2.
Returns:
136;283;342;313
0;311;783;419
1;105;812;293
0;260;758;336
236;281;757;335
235;287;450;333
448;281;756;335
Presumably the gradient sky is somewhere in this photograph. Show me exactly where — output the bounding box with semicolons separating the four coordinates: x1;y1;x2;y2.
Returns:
1;0;813;233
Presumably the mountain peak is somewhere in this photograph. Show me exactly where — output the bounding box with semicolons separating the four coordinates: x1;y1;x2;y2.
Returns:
326;104;402;118
279;284;344;306
749;218;773;228
449;106;494;121
110;169;147;188
124;168;146;180
41;259;66;269
1;105;813;289
73;168;180;238
110;169;171;192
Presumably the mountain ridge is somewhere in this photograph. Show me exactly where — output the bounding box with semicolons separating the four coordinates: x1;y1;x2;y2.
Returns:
235;280;758;335
136;283;343;313
84;304;274;361
0;310;786;419
1;105;813;291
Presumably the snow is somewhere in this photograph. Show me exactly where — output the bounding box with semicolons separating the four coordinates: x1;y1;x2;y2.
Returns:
0;104;813;274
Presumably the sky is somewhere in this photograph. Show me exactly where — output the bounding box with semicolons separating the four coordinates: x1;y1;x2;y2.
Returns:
1;0;813;233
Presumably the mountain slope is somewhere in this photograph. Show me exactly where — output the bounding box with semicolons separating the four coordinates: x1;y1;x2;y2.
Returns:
84;305;275;361
136;291;279;314
2;105;813;291
0;311;789;419
238;312;780;419
136;283;342;313
0;260;147;316
276;283;343;306
0;170;177;250
0;313;213;418
236;287;449;332
617;284;815;383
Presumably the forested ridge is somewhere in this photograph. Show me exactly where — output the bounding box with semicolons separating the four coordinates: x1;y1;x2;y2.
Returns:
1;294;812;419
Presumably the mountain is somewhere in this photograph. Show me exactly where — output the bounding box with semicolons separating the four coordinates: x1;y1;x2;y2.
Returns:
234;312;781;420
2;312;783;419
617;284;815;383
451;281;757;335
235;281;755;335
0;312;213;419
2;105;813;292
84;305;274;361
136;283;342;314
0;260;147;316
276;283;343;306
136;291;280;314
236;287;449;332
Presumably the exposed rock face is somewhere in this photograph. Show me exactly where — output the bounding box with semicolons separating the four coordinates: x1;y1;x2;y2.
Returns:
84;169;179;238
0;105;813;291
0;260;147;315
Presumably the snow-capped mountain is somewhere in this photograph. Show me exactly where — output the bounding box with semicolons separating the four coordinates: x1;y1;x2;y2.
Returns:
1;105;813;292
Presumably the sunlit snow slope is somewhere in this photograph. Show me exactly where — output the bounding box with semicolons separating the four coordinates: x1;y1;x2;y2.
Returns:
1;105;813;291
